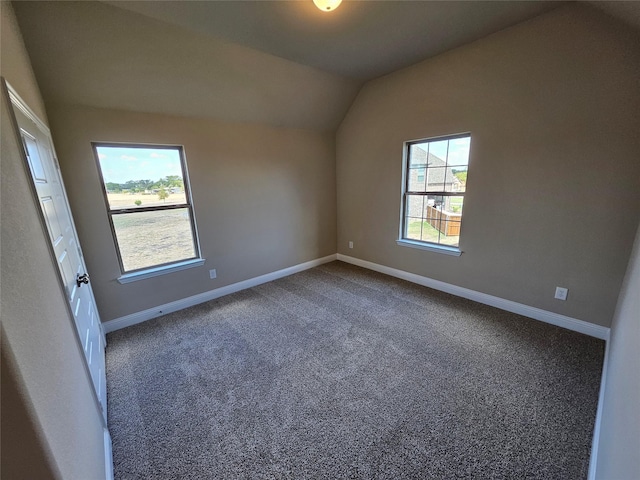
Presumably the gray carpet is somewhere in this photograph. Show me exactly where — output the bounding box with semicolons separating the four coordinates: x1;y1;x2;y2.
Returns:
106;261;604;479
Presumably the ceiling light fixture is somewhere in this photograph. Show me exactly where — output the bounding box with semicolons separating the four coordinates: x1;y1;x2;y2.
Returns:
313;0;342;12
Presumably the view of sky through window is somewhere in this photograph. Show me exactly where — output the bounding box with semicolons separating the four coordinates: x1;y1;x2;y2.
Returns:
96;145;188;211
96;146;183;184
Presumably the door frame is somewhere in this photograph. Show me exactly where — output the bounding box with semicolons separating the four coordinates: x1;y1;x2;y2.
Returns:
2;78;109;430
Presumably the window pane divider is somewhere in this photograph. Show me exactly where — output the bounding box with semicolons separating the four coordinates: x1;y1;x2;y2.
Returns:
405;191;462;196
110;203;191;215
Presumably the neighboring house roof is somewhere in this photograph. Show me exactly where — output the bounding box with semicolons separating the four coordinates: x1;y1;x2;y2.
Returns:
412;147;462;189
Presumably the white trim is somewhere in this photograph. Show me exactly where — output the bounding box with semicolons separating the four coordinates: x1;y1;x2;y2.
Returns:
6;83;50;135
396;239;462;256
103;254;337;333
104;428;113;480
587;338;610;480
117;258;205;284
105;251;611;340
336;254;610;340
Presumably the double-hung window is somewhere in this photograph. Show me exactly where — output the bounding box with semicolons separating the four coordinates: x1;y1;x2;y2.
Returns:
399;133;471;254
93;143;202;279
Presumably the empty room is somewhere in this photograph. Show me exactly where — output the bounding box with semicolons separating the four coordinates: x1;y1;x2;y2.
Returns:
1;1;639;479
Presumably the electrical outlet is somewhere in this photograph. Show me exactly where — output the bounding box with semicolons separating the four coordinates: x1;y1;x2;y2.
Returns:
554;287;568;301
209;269;217;279
348;241;354;249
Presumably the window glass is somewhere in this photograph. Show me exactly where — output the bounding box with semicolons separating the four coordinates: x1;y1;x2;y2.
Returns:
94;144;200;273
401;134;471;249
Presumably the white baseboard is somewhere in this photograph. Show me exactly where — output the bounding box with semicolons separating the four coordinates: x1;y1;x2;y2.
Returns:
337;254;610;341
103;254;337;333
105;252;610;341
587;338;610;480
104;428;113;480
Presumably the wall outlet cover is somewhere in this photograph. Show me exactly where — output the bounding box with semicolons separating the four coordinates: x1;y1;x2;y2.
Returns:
555;286;568;301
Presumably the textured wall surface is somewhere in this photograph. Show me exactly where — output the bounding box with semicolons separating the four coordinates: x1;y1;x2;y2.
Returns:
336;4;640;327
48;105;337;321
1;3;106;479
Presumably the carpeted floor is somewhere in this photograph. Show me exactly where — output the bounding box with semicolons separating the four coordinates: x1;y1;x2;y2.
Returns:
106;261;604;479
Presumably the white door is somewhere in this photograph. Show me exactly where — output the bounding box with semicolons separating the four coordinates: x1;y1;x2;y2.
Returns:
8;88;107;420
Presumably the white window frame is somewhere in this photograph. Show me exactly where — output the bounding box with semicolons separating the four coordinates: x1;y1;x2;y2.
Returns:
397;133;470;256
92;142;204;282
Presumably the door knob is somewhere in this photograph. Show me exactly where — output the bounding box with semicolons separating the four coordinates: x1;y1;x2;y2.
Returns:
76;273;90;287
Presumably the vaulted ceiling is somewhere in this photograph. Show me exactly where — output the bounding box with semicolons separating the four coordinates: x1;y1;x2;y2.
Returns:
104;0;563;80
12;1;640;131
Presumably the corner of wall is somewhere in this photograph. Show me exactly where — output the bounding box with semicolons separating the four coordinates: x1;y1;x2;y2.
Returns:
592;222;640;479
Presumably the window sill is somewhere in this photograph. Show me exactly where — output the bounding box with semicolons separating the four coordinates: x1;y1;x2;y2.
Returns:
117;258;205;284
396;239;462;256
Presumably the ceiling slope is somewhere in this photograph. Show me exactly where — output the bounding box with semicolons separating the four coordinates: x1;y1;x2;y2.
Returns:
106;1;563;80
13;1;361;130
17;1;634;131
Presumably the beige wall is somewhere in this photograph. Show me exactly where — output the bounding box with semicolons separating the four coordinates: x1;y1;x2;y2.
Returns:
595;222;640;478
0;3;107;479
47;105;337;321
336;4;640;327
1;342;59;480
